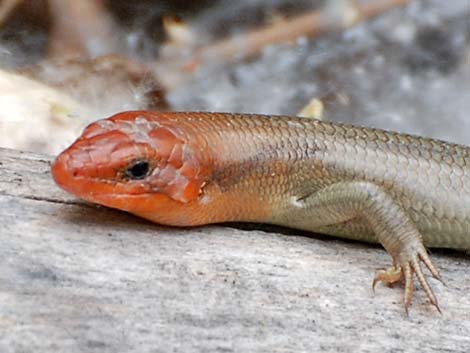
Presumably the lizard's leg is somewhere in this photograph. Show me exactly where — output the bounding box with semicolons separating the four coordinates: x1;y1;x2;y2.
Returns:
286;181;441;314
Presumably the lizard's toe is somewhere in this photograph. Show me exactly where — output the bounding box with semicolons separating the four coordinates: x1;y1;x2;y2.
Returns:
372;265;402;290
373;244;442;315
410;253;441;314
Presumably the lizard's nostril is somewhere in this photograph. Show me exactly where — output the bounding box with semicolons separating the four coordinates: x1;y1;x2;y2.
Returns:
51;147;96;197
51;146;87;186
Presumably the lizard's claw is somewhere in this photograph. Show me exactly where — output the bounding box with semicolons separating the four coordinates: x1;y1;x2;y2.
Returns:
372;246;442;315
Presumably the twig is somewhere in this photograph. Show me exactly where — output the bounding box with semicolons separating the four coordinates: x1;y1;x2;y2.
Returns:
191;0;411;64
47;0;119;58
0;0;23;26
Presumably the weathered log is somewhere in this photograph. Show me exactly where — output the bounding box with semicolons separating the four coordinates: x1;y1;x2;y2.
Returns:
0;147;469;353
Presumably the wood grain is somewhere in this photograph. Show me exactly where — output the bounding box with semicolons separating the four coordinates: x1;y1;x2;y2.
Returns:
0;147;469;353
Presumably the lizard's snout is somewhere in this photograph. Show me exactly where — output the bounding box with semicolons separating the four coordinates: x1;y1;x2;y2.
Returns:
51;147;87;195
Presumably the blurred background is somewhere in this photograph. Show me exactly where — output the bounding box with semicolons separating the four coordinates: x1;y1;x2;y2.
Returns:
0;0;468;154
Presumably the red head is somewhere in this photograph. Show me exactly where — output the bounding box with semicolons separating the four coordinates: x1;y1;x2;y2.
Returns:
51;111;212;225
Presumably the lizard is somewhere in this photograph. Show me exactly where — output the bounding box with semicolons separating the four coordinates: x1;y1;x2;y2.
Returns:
51;111;470;314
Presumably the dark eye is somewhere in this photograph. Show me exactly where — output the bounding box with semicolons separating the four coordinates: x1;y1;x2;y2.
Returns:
125;160;150;180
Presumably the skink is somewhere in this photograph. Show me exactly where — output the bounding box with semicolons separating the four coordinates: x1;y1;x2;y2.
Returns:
51;111;470;313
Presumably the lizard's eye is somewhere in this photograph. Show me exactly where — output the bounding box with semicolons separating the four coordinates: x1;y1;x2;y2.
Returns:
125;160;150;180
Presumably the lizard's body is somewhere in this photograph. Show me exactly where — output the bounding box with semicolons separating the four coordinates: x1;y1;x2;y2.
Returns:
52;111;470;313
170;113;470;249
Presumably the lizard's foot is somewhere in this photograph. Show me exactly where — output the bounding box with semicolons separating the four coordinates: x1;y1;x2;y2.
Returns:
372;245;442;315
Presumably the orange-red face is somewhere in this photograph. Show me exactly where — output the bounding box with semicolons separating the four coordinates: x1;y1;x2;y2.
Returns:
51;112;209;223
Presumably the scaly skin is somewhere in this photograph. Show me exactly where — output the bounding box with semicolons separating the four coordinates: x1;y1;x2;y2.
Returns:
51;111;470;314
